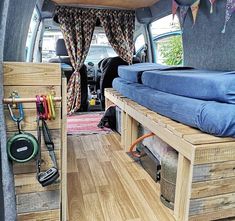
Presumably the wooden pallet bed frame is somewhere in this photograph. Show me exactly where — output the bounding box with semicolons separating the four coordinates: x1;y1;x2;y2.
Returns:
105;88;235;221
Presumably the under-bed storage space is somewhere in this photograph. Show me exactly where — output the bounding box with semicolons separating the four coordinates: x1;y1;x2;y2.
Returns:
105;88;235;221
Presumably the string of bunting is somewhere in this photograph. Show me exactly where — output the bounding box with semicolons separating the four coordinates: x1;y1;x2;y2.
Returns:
172;0;235;33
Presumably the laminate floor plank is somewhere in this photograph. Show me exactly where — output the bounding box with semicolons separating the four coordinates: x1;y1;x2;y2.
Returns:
83;193;105;221
96;185;123;221
68;133;175;221
76;158;96;195
101;161;139;220
67;173;87;221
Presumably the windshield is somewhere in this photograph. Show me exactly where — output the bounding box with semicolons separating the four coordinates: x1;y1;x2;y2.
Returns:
42;26;117;64
85;45;117;64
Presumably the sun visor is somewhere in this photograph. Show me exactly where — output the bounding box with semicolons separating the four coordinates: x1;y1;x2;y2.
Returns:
41;0;57;19
136;0;172;24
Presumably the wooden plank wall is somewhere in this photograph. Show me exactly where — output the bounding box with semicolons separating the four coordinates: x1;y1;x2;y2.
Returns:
189;143;235;221
3;62;63;220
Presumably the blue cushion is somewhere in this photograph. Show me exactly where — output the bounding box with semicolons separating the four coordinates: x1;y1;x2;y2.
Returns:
142;69;235;104
118;63;169;83
113;78;235;137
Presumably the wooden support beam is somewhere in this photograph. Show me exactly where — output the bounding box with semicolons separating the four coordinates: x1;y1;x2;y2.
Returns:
125;114;132;152
61;78;67;221
121;111;126;148
131;118;138;145
174;154;193;221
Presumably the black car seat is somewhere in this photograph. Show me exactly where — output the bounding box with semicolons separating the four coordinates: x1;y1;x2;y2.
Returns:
99;56;140;108
49;39;88;111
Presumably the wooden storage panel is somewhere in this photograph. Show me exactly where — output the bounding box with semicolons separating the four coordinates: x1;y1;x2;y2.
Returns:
3;62;66;220
105;88;235;221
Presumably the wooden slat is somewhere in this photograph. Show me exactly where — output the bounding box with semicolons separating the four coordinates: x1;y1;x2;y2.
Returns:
192;160;235;182
189;208;235;221
14;173;60;194
3;62;61;86
167;123;201;138
191;177;235;199
4;85;61;109
17;209;60;221
17;190;60;214
52;0;159;9
5;108;61;131
194;142;235;165
184;133;235;145
105;89;125;109
189;192;235;216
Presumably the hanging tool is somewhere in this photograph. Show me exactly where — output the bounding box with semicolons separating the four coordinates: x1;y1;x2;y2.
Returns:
36;97;59;187
7;92;39;163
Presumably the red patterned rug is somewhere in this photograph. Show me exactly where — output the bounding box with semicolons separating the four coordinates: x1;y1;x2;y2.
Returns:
67;112;112;135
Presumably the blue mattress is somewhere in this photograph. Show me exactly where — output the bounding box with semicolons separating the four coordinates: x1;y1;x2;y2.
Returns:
118;63;195;83
113;78;235;137
118;63;169;83
142;69;235;104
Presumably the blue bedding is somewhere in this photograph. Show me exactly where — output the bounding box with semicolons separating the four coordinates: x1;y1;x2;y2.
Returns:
142;69;235;104
118;63;195;83
113;78;235;137
118;63;169;83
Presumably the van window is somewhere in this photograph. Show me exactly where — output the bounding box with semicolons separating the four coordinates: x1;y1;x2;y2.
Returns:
135;34;145;52
42;29;63;62
41;27;117;64
26;8;40;61
150;15;183;65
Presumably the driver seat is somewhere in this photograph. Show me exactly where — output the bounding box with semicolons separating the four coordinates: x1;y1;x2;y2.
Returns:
49;39;88;111
99;56;140;108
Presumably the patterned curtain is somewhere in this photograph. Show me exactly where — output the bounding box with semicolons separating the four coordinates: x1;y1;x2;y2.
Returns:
97;9;135;64
56;6;97;114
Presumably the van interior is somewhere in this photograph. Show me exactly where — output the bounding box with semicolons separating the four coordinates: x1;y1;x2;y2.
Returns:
1;0;235;221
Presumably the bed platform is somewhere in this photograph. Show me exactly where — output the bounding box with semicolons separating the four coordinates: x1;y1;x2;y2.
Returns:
105;88;235;221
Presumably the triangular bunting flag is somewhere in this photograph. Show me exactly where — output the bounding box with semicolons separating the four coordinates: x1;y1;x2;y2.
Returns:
172;0;179;20
209;0;216;13
179;6;190;28
222;0;235;33
191;0;200;25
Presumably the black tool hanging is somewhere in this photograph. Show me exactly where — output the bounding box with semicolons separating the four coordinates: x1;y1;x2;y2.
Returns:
7;92;39;163
36;96;59;187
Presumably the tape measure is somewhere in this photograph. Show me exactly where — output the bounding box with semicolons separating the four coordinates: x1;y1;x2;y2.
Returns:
7;92;39;163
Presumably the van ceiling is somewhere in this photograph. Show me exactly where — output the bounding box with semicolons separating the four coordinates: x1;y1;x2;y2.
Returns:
51;0;159;9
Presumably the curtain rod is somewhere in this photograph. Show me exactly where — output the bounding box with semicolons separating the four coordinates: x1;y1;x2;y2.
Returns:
57;4;135;11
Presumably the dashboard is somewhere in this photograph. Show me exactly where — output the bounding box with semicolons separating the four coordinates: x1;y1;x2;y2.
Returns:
86;61;102;82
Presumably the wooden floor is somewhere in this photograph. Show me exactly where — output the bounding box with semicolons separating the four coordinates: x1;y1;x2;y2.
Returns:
67;133;174;221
